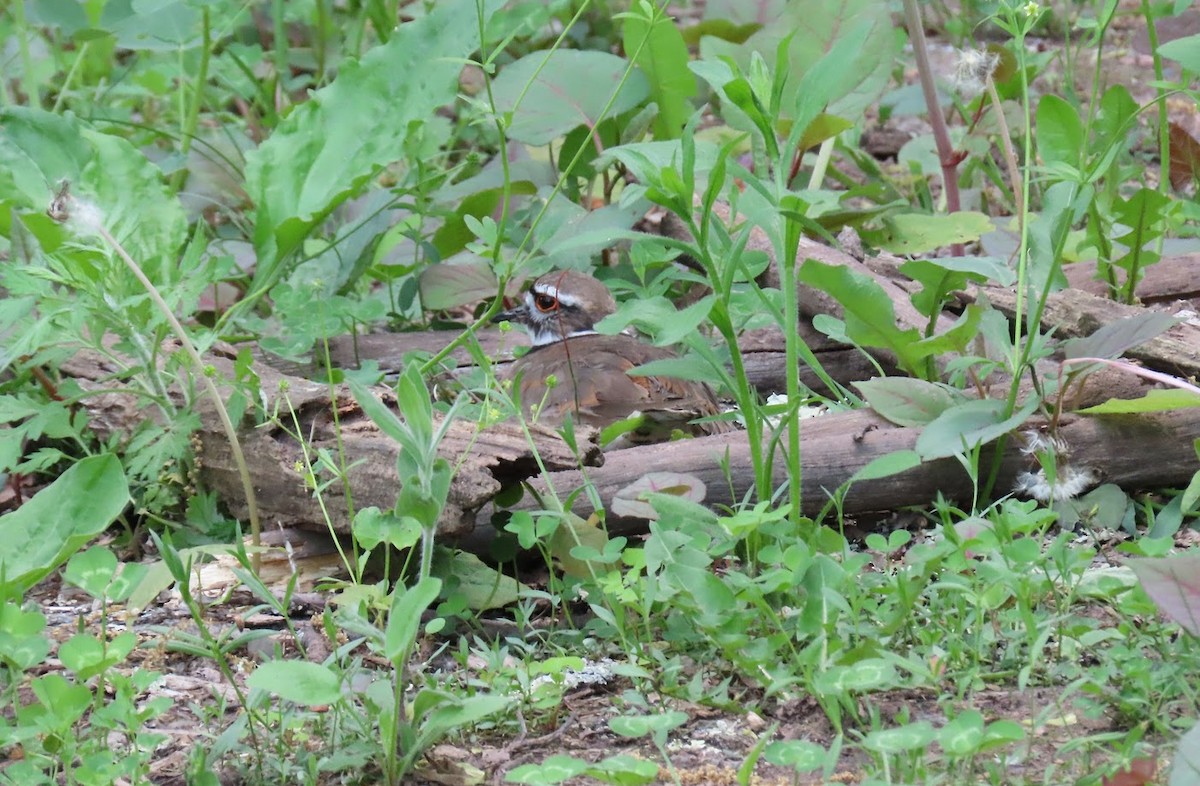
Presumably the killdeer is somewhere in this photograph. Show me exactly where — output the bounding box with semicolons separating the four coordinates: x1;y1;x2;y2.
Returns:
494;270;732;436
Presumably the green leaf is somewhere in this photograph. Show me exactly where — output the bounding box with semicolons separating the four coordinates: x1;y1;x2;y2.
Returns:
1169;721;1200;784
415;694;513;751
623;9;696;140
586;754;660;786
434;550;523;611
384;577;442;664
609;711;688;738
875;212;995;255
1076;389;1200;414
353;507;422;552
0;108;187;280
1158;33;1200;71
855;377;959;427
597;294;713;347
62;547;118;599
763;739;827;771
798;259;926;375
0;455;129;593
915;399;1038;460
849;450;922;483
506;755;590;784
492;50;650;145
246;660;343;706
699;0;898;123
1036;94;1084;171
1128;554;1200;636
245;0;503;273
861;721;936;754
939;710;985;757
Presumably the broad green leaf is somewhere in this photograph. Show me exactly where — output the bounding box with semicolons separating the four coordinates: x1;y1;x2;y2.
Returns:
915;399;1038;460
246;0;503;274
62;547;118;599
1169;722;1200;785
862;721;936;754
353;507;422;552
876;212;994;255
609;711;688;738
1076;389;1200;414
0;108;187;281
1158;33;1200;71
0;602;51;670
699;0;898;123
1128;554;1200;636
434;550;523;610
506;755;590;784
597;294;714;347
855;377;959;426
98;0;199;50
418;260;500;311
1036;94;1084;171
547;512;611;580
416;694;513;749
764;739;827;771
0;454;129;593
939;710;985;757
623;10;697;139
491;50;650;145
246;660;343;706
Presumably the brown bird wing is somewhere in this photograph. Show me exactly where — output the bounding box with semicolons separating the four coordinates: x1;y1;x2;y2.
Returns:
515;335;731;434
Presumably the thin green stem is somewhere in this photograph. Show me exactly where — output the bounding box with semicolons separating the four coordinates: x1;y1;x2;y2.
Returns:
84;211;263;571
170;8;212;194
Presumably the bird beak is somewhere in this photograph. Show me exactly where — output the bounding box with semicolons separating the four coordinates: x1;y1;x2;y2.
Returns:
492;301;527;325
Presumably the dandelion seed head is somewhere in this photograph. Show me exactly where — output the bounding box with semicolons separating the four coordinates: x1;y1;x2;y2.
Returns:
952;48;1000;99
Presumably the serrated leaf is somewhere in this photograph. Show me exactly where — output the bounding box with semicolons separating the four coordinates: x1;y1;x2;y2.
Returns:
492;50;650;145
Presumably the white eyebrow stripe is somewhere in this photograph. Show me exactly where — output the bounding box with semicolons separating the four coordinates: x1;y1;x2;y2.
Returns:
531;283;581;308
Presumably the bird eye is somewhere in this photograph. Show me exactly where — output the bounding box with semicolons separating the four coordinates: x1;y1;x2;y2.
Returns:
533;293;558;312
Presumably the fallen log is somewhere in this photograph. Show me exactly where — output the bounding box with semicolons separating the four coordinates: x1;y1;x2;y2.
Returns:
62;343;602;538
472;406;1200;540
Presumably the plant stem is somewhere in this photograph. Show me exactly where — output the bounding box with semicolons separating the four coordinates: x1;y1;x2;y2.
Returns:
903;0;964;255
85;212;263;571
170;7;212;194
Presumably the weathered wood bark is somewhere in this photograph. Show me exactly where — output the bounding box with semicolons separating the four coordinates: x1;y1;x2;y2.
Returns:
62;344;602;538
1063;253;1200;305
